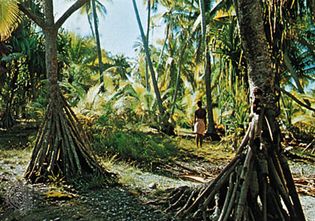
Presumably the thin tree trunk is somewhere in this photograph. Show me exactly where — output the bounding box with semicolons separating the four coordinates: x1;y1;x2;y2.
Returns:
169;32;192;119
132;0;176;135
132;0;164;116
145;0;151;92
156;23;169;78
199;0;216;135
170;43;186;119
205;51;215;134
91;0;104;92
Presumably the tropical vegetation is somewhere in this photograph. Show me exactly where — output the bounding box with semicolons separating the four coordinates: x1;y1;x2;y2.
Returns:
0;0;314;220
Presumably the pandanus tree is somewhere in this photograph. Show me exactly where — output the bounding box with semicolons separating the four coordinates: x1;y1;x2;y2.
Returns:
165;0;306;220
0;0;114;183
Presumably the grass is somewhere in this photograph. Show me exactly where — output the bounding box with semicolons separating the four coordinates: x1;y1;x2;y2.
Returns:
0;148;31;180
93;129;179;164
175;135;235;163
0;148;31;160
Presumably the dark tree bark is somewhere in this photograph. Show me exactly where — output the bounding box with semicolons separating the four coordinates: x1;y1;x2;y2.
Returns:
164;0;306;220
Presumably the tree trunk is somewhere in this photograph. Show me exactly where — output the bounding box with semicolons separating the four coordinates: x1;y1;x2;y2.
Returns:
170;33;190;119
164;0;306;220
205;51;216;134
199;0;216;135
132;0;164;116
156;23;169;78
132;0;174;135
145;0;151;92
24;0;114;183
91;0;104;92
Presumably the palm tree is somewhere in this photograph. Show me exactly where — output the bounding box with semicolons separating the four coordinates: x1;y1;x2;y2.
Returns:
0;0;114;183
156;0;201;126
91;0;104;91
61;33;99;105
144;0;151;91
199;0;216;135
282;21;315;94
80;0;107;92
157;0;231;133
132;0;176;135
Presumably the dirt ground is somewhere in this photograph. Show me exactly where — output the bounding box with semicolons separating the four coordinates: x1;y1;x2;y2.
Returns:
0;127;314;221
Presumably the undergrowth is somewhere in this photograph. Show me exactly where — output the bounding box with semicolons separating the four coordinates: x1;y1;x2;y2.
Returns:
93;129;178;165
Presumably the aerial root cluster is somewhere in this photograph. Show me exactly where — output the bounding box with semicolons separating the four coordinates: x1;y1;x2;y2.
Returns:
165;111;305;221
25;91;115;184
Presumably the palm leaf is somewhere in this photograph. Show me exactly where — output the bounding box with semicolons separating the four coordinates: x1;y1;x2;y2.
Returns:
291;113;315;126
0;0;21;41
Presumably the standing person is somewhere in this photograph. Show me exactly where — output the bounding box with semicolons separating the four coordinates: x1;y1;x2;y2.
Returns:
194;100;207;147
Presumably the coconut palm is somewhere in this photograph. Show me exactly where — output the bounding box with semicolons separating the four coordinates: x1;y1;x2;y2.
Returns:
144;0;152;91
60;33;99;105
199;0;216;135
153;0;200;127
157;0;234;133
132;0;164;115
80;0;108;91
282;21;315;94
132;0;177;135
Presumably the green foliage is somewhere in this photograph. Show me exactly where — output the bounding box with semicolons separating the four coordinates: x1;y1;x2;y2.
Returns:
0;0;20;41
93;129;178;164
25;79;49;119
0;0;314;142
281;92;315;134
0;19;47;122
217;87;249;134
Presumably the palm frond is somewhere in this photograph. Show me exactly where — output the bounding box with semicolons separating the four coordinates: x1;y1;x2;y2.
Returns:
0;0;21;41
